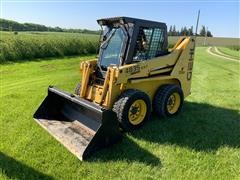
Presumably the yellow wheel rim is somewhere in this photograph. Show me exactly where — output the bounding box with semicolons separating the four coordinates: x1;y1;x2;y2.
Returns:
167;92;181;114
128;99;147;125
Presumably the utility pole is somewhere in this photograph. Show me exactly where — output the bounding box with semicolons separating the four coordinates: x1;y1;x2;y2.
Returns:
195;10;200;36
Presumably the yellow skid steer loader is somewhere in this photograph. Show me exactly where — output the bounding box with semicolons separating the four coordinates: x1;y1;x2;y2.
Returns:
34;17;196;160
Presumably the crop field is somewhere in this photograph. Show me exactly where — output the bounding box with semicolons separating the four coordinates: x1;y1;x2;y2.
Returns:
1;31;239;63
168;36;240;47
0;31;99;62
0;47;240;179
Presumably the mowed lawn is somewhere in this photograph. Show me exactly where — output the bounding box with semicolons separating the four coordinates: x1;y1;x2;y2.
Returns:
217;47;240;59
0;47;240;179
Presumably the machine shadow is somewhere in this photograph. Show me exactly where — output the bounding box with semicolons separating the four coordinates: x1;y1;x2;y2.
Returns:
132;101;240;152
88;137;161;166
90;102;239;164
0;152;53;180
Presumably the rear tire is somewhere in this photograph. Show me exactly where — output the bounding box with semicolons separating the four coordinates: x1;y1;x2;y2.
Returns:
113;89;151;132
153;84;183;118
75;83;81;96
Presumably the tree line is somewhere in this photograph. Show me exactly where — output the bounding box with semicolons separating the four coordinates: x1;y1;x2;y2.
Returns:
0;18;101;34
168;25;213;37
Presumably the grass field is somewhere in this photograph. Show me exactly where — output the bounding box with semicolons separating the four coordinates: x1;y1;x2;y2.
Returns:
218;47;240;59
0;47;240;179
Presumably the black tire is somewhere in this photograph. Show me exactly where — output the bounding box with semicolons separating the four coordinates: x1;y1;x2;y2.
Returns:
113;89;151;132
74;83;81;95
153;84;183;118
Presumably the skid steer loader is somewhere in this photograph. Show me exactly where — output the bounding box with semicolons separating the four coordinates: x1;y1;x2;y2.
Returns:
34;17;196;160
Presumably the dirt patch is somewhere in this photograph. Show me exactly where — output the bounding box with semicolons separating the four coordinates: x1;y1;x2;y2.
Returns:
40;64;56;69
0;69;17;75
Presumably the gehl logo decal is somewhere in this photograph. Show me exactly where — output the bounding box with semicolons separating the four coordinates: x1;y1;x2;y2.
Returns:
187;48;194;80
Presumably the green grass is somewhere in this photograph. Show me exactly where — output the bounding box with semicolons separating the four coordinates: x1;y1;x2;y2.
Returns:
218;47;240;59
1;47;240;179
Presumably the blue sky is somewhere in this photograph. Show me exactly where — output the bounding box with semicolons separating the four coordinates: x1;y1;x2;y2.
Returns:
1;0;239;37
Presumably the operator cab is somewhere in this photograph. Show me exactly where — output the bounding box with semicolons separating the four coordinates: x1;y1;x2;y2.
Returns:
96;17;168;76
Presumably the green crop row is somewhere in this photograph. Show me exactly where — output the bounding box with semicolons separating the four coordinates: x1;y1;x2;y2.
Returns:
0;31;99;62
228;45;240;51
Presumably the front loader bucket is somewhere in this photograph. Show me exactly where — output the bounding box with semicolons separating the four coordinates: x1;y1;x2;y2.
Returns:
34;86;121;160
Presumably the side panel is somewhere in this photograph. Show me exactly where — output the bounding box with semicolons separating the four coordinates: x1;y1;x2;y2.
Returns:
171;37;195;97
116;50;181;84
125;78;180;102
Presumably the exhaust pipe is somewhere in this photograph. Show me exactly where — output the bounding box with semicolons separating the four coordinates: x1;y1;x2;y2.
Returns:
34;87;122;160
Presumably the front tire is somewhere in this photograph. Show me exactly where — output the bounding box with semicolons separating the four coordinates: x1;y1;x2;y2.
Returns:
153;84;183;118
113;89;151;132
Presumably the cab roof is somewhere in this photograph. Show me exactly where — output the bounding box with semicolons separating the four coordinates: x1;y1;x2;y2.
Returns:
97;16;166;28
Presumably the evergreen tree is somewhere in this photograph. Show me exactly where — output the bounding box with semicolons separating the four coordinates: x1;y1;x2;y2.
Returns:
183;26;188;36
180;27;183;36
168;25;172;36
207;30;213;37
199;26;206;36
188;26;193;36
172;25;176;36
